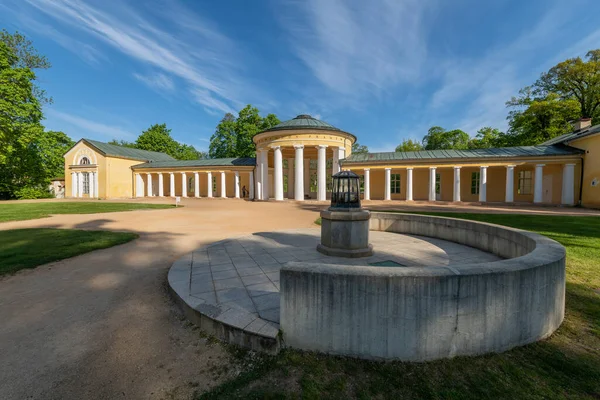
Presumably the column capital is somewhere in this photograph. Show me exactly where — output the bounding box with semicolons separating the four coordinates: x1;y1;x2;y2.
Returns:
364;168;370;171
479;165;488;169
535;164;546;167
206;171;212;174
234;170;239;176
169;172;174;175
429;166;437;170
385;167;391;171
219;171;225;174
146;172;151;175
453;166;461;170
406;167;413;171
293;144;304;149
316;145;328;149
506;165;516;168
271;145;281;150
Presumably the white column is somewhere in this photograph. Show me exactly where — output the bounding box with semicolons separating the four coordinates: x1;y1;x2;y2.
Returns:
562;163;576;205
147;173;153;197
249;171;255;200
363;168;370;200
95;172;99;198
256;151;263;200
287;158;294;199
220;171;226;198
89;172;95;198
169;173;175;197
135;173;143;198
406;168;413;201
479;166;487;202
294;145;304;201
332;147;345;175
77;172;83;198
181;172;187;197
384;168;391;200
71;172;77;197
194;172;200;198
207;172;213;198
429;167;436;201
158;173;164;197
505;165;515;203
534;164;544;204
273;146;284;201
316;145;327;201
261;149;269;200
234;171;240;198
453;167;461;202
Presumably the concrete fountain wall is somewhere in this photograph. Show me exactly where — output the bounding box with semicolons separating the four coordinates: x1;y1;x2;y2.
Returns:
280;212;566;361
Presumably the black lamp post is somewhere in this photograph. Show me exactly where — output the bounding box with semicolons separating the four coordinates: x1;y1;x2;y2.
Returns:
330;170;361;210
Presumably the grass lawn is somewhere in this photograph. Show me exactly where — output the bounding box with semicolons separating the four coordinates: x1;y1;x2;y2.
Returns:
201;213;600;399
0;202;175;223
0;229;138;276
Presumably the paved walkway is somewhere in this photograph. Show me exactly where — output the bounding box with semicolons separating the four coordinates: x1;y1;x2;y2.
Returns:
0;198;595;399
177;228;499;336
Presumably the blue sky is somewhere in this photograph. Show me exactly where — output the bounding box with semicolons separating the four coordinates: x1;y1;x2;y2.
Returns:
2;0;600;153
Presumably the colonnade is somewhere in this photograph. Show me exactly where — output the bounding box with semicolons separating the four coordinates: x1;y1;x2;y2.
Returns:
71;171;98;198
255;145;346;201
134;170;254;199
359;163;576;205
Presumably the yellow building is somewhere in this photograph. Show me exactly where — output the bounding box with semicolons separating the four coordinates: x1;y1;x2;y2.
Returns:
64;115;600;207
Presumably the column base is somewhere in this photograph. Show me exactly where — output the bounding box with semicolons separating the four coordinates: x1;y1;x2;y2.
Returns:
317;243;373;258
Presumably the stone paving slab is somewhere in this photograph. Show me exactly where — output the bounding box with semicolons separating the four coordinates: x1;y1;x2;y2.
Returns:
169;228;501;344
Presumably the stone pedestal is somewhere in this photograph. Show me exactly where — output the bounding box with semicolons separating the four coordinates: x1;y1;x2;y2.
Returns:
317;209;372;258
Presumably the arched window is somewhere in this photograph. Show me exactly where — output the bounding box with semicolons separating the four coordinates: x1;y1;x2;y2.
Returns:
80;157;90;165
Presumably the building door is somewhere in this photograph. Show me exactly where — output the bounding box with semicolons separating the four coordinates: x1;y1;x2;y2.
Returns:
543;175;553;204
435;173;441;200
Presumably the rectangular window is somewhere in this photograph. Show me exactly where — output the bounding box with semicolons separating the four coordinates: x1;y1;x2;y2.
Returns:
435;173;441;195
212;176;217;193
83;173;90;194
391;173;401;194
518;170;532;195
471;172;480;195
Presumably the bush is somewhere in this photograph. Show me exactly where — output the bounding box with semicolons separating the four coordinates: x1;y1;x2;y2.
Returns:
15;186;54;200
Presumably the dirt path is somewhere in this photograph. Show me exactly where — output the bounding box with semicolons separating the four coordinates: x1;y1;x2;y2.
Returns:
0;198;597;399
0;199;319;400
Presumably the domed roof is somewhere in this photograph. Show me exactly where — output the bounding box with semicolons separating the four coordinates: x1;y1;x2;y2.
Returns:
263;114;341;132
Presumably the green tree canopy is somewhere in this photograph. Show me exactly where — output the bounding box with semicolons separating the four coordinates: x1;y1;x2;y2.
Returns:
352;142;369;155
110;123;207;160
209;105;280;158
505;89;580;146
468;127;506;149
395;139;423;152
422;126;469;150
535;49;600;119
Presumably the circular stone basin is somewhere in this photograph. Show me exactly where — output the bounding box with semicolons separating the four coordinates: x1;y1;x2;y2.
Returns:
168;213;565;360
168;225;503;354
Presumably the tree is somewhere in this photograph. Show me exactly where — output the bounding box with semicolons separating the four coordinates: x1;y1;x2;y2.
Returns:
395;139;423;152
0;29;52;104
505;88;580;145
209;105;280;158
422;126;469;150
468;127;505;149
0;41;43;155
535;49;600;119
352;142;369;154
108;139;136;148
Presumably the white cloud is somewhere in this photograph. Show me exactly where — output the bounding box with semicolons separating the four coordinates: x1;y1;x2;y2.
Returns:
47;109;136;140
24;0;251;114
278;0;433;103
133;72;175;92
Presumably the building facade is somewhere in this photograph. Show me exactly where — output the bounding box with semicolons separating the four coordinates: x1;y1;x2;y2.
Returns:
64;115;600;207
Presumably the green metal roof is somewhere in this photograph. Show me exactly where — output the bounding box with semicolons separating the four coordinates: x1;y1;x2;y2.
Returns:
542;124;600;145
132;157;256;169
342;145;583;164
263;114;342;132
83;139;175;162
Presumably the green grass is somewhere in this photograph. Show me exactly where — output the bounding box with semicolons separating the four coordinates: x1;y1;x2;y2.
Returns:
201;213;600;399
0;202;175;222
0;228;138;275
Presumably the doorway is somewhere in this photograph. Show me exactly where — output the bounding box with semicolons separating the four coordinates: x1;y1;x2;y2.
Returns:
543;175;553;203
435;173;441;200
